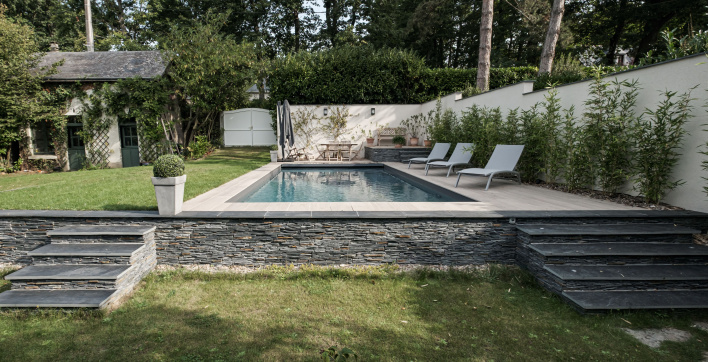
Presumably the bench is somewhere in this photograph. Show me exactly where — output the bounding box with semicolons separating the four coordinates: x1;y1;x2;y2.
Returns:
377;127;406;146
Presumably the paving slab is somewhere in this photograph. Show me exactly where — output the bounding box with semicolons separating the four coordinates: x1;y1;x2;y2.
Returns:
564;290;708;310
622;328;692;348
0;289;116;308
28;243;143;257
5;265;131;280
47;226;156;236
546;264;708;280
517;224;700;236
530;243;708;256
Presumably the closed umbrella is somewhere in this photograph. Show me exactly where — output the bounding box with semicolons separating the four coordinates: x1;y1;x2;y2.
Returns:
280;100;295;159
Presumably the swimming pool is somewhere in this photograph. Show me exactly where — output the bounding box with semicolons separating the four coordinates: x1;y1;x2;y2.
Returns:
234;165;472;203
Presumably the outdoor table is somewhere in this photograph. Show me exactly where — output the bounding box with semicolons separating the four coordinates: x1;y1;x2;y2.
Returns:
320;142;357;161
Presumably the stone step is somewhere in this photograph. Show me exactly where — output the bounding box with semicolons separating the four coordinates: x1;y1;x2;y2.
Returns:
0;289;117;308
517;224;699;236
545;264;708;281
530;242;708;257
47;225;156;244
28;243;144;257
516;224;698;245
47;226;156;236
563;290;708;312
5;264;131;281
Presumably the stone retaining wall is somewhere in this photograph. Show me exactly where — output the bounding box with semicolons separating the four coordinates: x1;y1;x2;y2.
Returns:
1;214;707;267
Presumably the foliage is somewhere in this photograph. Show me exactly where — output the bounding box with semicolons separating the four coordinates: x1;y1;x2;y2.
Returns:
0;7;63;166
270;46;540;105
640;29;708;66
186;135;212;160
533;55;631;90
153;154;185;178
321;346;358;361
320;106;355;141
457;105;516;169
401;114;425;138
392;135;406;145
161;10;257;145
427;100;459;145
634;89;694;204
0;153;21;173
77;84;117;169
461;84;482;98
582;77;640;193
292;106;321;154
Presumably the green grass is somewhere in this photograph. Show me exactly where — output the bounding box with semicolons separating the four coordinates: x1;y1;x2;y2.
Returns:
1;266;707;361
0;147;270;210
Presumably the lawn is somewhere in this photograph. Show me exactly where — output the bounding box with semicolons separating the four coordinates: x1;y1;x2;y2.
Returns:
0;147;270;211
0;266;706;361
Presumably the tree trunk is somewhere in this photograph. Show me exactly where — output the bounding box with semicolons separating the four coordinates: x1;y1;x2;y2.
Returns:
476;0;493;91
605;0;628;65
294;6;301;52
538;0;565;75
633;13;675;64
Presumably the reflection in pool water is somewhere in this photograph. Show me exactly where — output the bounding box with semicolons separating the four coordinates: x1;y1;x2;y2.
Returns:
242;167;457;202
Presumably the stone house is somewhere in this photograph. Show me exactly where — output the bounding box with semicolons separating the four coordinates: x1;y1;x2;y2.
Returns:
29;51;166;171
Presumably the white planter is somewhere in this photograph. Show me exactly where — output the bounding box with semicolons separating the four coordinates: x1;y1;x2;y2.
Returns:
270;150;278;162
152;174;187;216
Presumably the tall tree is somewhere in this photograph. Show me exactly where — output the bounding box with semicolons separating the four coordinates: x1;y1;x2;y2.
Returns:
476;0;493;91
538;0;565;74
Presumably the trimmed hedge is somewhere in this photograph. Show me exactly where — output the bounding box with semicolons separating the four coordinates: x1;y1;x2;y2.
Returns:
269;46;539;105
153;154;185;178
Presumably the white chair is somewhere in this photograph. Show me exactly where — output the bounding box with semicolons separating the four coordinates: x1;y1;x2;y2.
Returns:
407;143;451;168
455;145;525;190
424;143;474;177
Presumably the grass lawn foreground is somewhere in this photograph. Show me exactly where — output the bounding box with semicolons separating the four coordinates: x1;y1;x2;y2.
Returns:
0;147;270;211
0;266;707;361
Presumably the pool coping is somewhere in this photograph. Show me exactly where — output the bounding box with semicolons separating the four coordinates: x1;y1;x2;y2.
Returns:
0;209;705;219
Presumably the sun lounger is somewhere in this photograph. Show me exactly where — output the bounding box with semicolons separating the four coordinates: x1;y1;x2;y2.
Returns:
424;143;474;177
407;142;451;168
455;145;525;190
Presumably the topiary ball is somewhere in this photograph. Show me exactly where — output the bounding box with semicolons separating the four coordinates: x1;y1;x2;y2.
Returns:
153;154;185;178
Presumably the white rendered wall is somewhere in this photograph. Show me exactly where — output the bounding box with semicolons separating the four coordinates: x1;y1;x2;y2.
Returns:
290;54;708;212
287;104;422;159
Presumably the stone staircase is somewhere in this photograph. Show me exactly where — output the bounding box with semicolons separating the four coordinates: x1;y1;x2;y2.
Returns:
516;223;708;313
0;226;156;309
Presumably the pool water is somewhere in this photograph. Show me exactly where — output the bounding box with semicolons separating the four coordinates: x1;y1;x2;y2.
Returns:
241;167;458;202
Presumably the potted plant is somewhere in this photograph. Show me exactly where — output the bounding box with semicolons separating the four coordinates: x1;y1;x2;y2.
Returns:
362;127;375;146
401;114;424;146
151;154;186;216
270;145;278;162
392;135;406;148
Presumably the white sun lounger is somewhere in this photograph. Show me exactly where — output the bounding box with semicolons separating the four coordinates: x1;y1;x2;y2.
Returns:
407;142;451;168
424;143;474;177
455;145;525;190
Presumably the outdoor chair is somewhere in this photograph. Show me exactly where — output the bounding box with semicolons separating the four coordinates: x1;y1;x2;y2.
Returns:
407;142;451;168
342;144;360;161
424;143;474;177
455;145;525;190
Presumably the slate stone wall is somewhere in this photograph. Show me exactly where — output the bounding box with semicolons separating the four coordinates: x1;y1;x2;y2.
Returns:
364;147;430;162
1;215;706;267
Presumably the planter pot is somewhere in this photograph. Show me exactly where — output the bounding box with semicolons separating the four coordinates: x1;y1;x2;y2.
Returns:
410;137;419;146
152;174;187;216
366;138;375;145
270;150;278;162
394;144;403;148
424;140;432;147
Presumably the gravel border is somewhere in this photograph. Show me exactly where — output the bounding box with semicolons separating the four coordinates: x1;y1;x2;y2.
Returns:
532;183;684;211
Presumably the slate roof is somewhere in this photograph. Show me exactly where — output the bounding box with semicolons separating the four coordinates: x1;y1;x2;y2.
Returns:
37;51;166;82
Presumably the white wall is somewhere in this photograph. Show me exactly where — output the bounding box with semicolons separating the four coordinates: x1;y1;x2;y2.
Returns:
287;104;422;159
290;54;708;212
63;96;122;169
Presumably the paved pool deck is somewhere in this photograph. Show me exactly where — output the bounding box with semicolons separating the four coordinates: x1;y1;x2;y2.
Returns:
181;161;641;214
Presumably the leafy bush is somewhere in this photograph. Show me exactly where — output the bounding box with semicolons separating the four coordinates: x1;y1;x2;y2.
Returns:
634;89;694;204
533;54;631;90
392;135;406;145
269;46;538;105
640;29;708;66
187;135;212;160
153;154;185;178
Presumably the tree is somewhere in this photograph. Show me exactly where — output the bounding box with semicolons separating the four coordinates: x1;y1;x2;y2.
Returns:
0;7;63;166
538;0;565;74
476;0;493;91
161;11;257;145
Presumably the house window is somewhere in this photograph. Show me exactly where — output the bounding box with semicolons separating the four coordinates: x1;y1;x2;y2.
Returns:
67;125;85;148
32;121;54;155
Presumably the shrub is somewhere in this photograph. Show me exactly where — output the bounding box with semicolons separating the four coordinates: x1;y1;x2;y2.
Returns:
153;154;185;178
186;135;212;160
634;89;694;204
392;135;406;145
